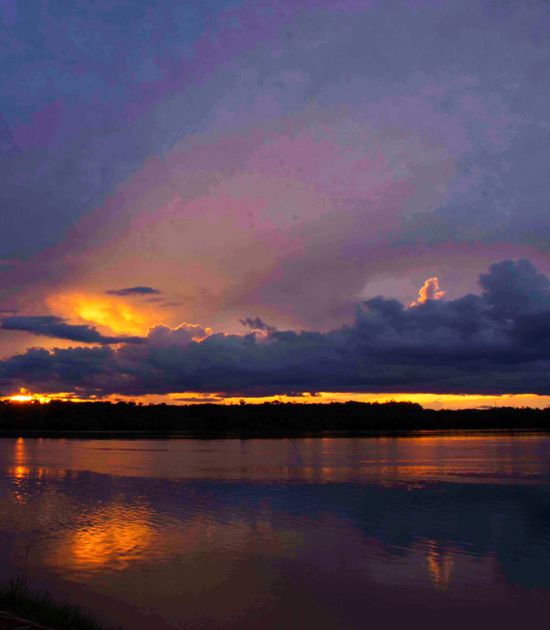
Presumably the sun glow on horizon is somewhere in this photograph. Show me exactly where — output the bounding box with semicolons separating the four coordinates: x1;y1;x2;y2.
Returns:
4;388;550;410
4;388;86;404
7;388;51;403
8;388;34;403
106;390;550;409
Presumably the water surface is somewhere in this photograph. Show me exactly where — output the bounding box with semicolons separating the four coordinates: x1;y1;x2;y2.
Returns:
0;434;549;629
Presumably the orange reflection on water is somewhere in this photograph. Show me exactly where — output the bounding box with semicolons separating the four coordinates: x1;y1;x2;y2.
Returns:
10;437;28;503
9;439;65;481
10;465;29;480
10;437;28;481
44;498;305;579
54;504;154;572
316;434;548;484
6;434;545;486
425;541;455;591
14;436;25;463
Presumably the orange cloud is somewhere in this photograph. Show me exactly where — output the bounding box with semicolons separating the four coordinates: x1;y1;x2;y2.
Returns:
47;292;162;337
409;276;445;307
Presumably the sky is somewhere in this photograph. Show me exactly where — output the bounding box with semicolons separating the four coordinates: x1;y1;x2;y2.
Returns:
1;0;550;407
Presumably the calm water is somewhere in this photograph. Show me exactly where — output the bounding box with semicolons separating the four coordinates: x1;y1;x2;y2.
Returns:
0;434;549;629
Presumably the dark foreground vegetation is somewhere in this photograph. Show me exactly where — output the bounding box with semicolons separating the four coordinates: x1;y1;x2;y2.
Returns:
1;400;550;436
0;576;118;630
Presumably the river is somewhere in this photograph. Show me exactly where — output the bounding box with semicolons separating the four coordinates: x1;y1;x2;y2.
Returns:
0;433;549;629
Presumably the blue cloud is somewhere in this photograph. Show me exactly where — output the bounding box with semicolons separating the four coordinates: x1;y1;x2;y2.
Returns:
1;315;143;345
105;286;161;296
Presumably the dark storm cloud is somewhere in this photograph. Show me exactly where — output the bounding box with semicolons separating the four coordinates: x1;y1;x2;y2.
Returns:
2;259;550;397
1;316;144;345
239;317;277;333
106;286;161;297
172;396;224;403
479;259;550;314
0;346;116;396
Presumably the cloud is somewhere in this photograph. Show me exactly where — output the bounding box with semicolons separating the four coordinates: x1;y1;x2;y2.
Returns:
3;259;550;398
171;395;224;404
105;287;161;297
479;259;550;315
146;322;212;347
7;0;550;336
409;277;446;307
239;317;277;333
1;316;144;345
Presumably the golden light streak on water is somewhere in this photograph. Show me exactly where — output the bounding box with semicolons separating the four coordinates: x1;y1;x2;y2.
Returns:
426;541;455;591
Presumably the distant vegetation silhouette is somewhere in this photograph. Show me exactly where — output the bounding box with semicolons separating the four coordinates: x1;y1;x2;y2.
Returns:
1;400;550;436
0;575;118;630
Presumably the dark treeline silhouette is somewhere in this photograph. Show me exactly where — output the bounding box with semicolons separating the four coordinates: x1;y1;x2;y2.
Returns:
1;400;550;436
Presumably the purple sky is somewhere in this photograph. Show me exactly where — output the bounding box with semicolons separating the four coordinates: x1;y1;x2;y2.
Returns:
1;0;550;402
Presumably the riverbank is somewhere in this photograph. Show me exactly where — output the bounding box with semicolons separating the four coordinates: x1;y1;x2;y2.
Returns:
1;400;550;436
0;578;118;630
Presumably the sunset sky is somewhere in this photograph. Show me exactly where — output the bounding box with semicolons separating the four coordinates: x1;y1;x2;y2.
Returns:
2;0;550;407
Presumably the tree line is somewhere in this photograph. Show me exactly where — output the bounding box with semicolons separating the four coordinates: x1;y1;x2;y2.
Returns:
1;399;550;436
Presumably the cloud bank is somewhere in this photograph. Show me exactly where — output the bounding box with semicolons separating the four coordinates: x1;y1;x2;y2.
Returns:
239;317;277;334
105;286;161;297
2;259;550;398
1;316;144;345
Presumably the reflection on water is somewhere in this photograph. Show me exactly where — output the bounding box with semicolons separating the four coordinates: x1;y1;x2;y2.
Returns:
425;541;454;591
61;504;154;571
1;434;550;629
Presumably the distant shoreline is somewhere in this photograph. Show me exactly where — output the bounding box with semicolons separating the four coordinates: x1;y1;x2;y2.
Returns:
1;427;550;440
1;400;550;438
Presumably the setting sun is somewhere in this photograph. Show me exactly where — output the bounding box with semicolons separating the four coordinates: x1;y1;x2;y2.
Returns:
8;388;35;403
4;388;83;404
7;388;51;403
